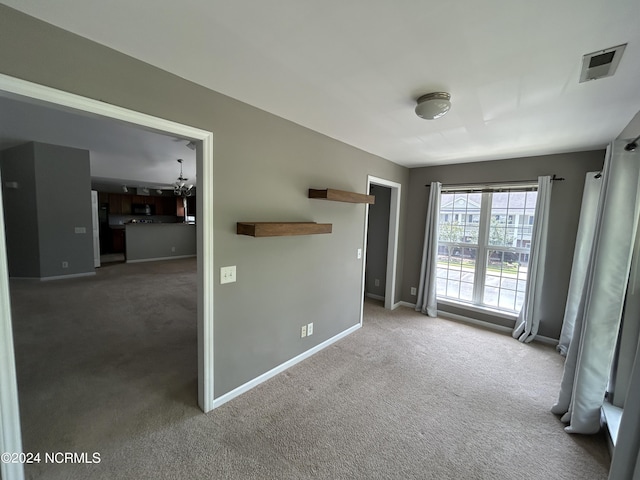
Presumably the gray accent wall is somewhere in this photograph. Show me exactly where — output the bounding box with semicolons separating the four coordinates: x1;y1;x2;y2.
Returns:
365;185;391;298
0;143;40;277
1;142;94;278
403;151;605;339
0;6;409;397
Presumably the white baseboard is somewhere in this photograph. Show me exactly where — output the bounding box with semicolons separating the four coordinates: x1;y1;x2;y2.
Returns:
395;301;416;309
212;323;362;409
40;272;96;281
437;310;559;346
437;310;513;335
365;292;385;301
126;254;196;264
534;334;559;346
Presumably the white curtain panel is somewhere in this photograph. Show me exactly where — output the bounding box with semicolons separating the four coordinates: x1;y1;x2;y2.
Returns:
512;176;552;343
557;172;603;356
552;142;640;434
416;182;441;317
608;332;640;480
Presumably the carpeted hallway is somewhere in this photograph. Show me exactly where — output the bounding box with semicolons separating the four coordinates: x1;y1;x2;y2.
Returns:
9;258;610;479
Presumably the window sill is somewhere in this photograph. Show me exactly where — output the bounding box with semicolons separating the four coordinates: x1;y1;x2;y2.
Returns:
601;401;622;451
437;298;519;321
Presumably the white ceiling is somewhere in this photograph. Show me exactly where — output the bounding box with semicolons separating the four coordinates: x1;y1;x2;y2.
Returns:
2;0;640;168
0;95;196;189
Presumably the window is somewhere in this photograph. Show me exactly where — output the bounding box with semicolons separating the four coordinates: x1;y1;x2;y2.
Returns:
436;188;538;313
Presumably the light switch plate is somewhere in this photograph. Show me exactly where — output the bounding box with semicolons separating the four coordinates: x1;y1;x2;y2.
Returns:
220;266;237;284
357;248;362;259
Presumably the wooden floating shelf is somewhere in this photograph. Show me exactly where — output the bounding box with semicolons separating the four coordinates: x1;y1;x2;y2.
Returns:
237;222;332;237
309;188;375;204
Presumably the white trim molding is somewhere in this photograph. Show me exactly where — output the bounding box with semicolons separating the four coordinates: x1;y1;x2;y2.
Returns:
395;301;416;309
198;130;215;413
126;254;196;264
0;170;25;480
533;335;559;346
40;272;97;281
437;298;518;321
437;310;514;335
360;175;402;325
437;309;558;346
213;323;361;409
365;292;385;301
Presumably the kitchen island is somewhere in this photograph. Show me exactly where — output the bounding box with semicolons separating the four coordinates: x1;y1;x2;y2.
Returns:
125;223;196;263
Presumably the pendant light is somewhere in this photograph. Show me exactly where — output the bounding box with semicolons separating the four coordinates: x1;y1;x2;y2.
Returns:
173;159;194;197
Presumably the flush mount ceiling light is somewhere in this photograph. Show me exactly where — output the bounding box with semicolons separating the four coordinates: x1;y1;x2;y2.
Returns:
415;92;451;120
174;159;194;197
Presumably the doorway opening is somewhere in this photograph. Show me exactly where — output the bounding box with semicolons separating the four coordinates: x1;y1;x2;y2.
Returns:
0;73;214;479
365;185;392;303
360;175;401;322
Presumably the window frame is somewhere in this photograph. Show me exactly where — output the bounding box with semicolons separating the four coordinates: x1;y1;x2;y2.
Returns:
437;184;538;313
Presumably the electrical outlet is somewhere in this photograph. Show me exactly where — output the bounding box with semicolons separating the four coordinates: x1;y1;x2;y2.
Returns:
301;325;307;338
171;246;176;252
411;287;417;295
62;261;69;269
374;279;380;287
357;248;362;259
307;322;314;336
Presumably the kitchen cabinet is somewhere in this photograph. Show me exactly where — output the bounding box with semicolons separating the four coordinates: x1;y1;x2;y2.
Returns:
155;196;177;215
176;197;185;217
132;195;146;205
154;196;164;215
101;192;178;217
121;195;132;215
108;194;122;214
187;196;196;217
111;228;125;253
174;196;196;218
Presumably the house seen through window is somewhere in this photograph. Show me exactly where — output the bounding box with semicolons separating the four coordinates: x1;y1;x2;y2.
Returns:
437;188;538;313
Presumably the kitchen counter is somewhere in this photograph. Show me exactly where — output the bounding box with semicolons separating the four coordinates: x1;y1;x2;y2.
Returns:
125;223;196;263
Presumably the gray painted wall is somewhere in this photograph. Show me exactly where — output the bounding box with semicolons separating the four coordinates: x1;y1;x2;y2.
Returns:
0;6;409;396
366;185;391;298
403;151;605;339
33;142;94;278
0;143;40;277
126;224;196;262
1;142;94;278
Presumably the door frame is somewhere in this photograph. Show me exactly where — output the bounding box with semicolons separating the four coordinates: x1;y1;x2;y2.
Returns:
0;73;215;480
360;175;401;321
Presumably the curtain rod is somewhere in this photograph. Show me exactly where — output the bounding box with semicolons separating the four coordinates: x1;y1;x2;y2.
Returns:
424;174;565;188
625;134;640;152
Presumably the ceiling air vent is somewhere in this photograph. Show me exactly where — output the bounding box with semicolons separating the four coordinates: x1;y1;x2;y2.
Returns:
579;44;626;83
